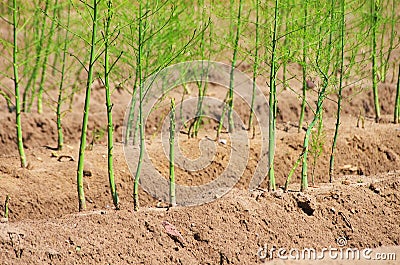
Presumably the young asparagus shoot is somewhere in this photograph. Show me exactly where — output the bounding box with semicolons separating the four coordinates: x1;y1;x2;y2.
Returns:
37;0;58;114
227;0;243;133
4;195;10;219
103;0;120;210
189;1;211;138
248;0;260;131
268;0;280;191
378;0;396;83
329;0;346;182
169;98;176;207
23;0;50;113
56;2;71;151
371;0;381;123
133;0;145;211
217;0;243;138
394;65;400;124
12;0;27;168
284;152;304;192
298;0;309;133
310;111;325;186
76;0;100;212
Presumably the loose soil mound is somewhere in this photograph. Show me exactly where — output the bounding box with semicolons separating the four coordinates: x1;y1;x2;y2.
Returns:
1;174;399;264
0;58;399;264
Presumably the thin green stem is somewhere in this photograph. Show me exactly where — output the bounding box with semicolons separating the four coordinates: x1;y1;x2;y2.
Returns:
248;0;260;131
190;1;210;138
301;19;332;192
217;0;242;137
379;0;395;83
134;1;144;211
12;0;27;168
169;98;176;207
38;0;58;114
104;0;119;210
125;74;138;145
76;0;99;212
268;0;279;191
298;0;308;133
4;195;10;219
24;0;49;113
329;0;345;182
394;65;400;124
284;152;303;192
227;0;242;133
371;0;380;122
56;3;71;151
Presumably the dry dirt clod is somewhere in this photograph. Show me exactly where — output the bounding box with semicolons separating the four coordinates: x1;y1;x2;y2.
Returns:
83;170;92;177
342;180;351;185
46;249;61;260
83;162;93;177
369;183;381;194
271;189;283;199
26;163;33;170
57;155;75;162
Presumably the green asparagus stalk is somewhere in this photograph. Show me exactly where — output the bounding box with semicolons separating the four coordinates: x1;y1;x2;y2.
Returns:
329;0;345;182
12;0;27;168
169;98;176;207
268;0;279;191
37;0;58;114
56;2;71;151
76;0;99;211
104;0;119;209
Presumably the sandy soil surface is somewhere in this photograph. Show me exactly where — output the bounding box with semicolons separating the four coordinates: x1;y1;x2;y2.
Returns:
0;60;400;264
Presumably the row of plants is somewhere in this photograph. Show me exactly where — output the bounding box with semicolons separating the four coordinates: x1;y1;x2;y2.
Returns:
0;0;399;210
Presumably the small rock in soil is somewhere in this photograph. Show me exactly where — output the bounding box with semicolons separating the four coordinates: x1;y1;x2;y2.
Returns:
46;249;61;260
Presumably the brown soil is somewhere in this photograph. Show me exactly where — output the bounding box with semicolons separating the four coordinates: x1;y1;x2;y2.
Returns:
1;60;400;264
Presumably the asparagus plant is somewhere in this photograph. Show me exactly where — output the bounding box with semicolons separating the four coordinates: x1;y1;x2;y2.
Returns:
12;0;27;168
217;0;243;138
329;0;345;182
394;65;400;124
133;0;145;211
371;0;381;122
23;0;49;112
169;98;176;207
298;0;309;133
248;0;260;131
76;0;100;212
103;0;120;209
189;0;211;138
310;111;325;186
4;195;10;219
378;0;396;83
268;0;279;191
37;0;58;114
55;2;71;151
300;6;335;191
